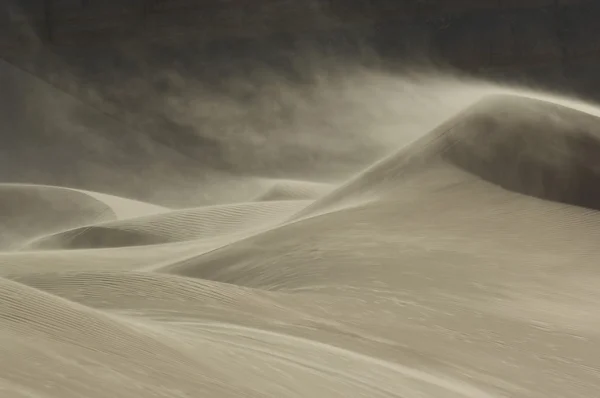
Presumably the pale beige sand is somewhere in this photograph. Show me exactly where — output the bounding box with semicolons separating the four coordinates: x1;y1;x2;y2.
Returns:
2;87;600;398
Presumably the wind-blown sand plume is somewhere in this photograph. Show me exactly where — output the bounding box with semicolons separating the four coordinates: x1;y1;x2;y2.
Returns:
293;94;600;219
3;46;600;398
0;58;251;207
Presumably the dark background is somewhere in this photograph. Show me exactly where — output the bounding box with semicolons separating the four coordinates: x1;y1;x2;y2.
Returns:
2;1;600;92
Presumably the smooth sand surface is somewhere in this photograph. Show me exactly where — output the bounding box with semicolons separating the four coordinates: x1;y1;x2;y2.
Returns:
2;60;600;397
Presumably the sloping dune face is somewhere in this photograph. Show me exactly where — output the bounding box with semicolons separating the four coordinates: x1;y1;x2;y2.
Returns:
2;93;600;398
441;95;600;210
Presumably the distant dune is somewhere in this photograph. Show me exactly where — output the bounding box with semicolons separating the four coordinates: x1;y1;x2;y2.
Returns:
2;56;600;397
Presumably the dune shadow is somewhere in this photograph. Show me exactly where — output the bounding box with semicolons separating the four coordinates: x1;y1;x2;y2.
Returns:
27;226;170;250
438;95;600;211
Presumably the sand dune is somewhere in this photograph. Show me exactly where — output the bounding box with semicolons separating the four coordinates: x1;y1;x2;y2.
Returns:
2;69;600;398
0;184;115;250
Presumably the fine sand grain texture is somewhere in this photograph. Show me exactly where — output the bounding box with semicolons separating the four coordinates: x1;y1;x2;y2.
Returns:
2;56;600;397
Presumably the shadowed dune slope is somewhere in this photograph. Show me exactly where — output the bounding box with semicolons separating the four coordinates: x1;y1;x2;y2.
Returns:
26;200;309;250
0;184;115;250
2;93;600;398
294;94;600;219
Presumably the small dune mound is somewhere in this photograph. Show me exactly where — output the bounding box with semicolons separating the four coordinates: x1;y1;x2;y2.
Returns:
0;184;114;249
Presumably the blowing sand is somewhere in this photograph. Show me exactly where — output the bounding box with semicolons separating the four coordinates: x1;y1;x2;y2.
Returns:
2;56;600;397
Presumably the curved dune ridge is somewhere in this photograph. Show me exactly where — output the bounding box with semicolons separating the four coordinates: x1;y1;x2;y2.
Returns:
2;91;600;398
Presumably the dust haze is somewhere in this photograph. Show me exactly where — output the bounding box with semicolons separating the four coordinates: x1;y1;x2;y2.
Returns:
2;2;600;397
